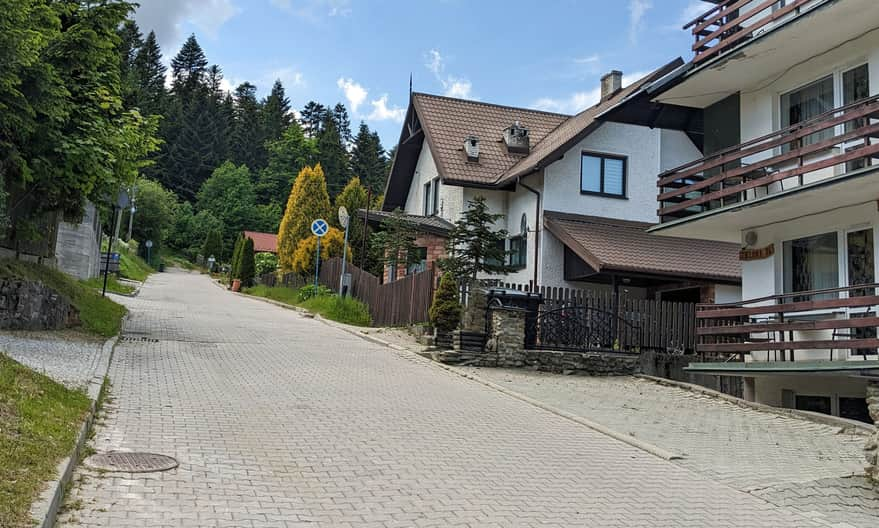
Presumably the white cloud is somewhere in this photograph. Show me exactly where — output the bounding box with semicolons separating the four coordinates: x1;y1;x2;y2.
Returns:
368;95;406;122
424;49;476;100
628;0;653;44
336;77;368;112
132;0;239;50
573;54;601;65
531;71;649;114
269;0;352;19
271;67;305;89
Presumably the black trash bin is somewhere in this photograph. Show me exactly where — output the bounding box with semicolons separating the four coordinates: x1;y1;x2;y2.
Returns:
486;288;543;348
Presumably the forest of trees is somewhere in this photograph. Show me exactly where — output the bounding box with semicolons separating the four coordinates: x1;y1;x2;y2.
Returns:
1;0;393;266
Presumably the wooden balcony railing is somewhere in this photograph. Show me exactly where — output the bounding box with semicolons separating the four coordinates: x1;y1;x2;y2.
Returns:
657;94;879;222
697;283;879;360
685;0;813;64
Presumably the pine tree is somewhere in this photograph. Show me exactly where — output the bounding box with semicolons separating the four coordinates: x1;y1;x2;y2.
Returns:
370;209;419;282
132;31;167;117
429;272;462;334
262;80;292;142
240;237;256;287
440;196;513;280
171;34;208;101
277;164;333;273
230;82;265;169
351;123;388;193
332;103;352;145
317;116;351;198
118;20;143;110
300;101;327;137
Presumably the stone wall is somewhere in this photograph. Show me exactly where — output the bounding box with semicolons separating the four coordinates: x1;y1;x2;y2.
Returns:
867;381;879;485
524;350;639;375
0;278;78;330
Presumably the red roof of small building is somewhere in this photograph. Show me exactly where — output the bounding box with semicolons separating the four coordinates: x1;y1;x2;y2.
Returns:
243;231;278;254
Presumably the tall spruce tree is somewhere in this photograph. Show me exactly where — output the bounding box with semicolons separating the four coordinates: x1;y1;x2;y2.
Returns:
118;20;143;109
263;80;292;142
300;101;327;137
257;121;318;207
131;30;167;116
230;82;265;169
351;123;388;193
317;116;350;198
331;103;352;145
171;35;208;100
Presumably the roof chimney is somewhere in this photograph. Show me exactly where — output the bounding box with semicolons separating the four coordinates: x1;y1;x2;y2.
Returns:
503;121;530;154
464;135;480;162
600;70;623;101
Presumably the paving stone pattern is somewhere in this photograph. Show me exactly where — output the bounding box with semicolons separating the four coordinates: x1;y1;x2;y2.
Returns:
460;368;877;527
59;270;847;527
0;331;105;389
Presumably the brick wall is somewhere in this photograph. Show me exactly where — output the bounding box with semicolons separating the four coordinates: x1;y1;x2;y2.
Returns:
383;232;447;283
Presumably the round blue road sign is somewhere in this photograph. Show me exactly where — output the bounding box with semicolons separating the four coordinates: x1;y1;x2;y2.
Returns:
311;218;329;237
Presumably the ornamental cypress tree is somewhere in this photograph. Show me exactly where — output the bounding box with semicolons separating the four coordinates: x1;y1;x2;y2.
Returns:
440;196;513;280
429;272;462;334
239;237;256;287
230;233;244;278
202;228;223;262
277;164;332;273
334;177;368;262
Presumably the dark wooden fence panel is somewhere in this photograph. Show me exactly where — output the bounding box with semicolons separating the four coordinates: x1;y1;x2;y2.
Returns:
317;258;436;327
502;283;697;353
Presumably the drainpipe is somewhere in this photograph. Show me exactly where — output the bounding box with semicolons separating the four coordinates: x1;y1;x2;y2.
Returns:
517;175;541;291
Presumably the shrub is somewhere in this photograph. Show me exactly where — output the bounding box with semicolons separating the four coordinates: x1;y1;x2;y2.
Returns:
230;234;244;278
429;272;462;334
239;237;256;287
254;252;278;276
291;226;351;277
298;284;333;301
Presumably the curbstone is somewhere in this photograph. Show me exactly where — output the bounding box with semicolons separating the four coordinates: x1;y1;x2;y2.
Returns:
28;318;123;528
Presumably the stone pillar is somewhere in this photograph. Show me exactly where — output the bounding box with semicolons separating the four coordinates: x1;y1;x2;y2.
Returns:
489;307;526;368
460;286;487;333
866;381;879;485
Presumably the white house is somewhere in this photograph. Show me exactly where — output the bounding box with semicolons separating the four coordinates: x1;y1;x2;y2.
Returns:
600;0;879;423
378;62;742;305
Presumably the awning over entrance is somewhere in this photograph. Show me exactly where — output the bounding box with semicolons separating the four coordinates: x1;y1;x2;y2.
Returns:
543;211;741;286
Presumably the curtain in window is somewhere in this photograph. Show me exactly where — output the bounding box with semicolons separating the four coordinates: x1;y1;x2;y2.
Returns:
781;75;834;147
783;232;839;300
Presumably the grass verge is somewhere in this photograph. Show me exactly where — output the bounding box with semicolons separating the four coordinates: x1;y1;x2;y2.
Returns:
118;251;153;282
0;259;126;337
244;285;372;326
81;276;135;296
0;355;91;527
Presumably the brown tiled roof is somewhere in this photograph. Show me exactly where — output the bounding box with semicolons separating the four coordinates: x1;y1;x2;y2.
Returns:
412;93;569;185
544;211;741;282
497;58;685;185
357;209;453;236
243;231;278;254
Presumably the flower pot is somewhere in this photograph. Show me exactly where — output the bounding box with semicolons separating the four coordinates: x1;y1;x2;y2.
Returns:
231;279;241;292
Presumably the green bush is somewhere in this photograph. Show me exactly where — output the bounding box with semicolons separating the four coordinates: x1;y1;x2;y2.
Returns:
429;272;462;333
254;252;278;276
298;284;333;301
230;234;244;278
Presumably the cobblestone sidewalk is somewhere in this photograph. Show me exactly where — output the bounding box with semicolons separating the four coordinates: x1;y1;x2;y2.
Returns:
0;331;107;389
459;367;878;527
54;270;861;527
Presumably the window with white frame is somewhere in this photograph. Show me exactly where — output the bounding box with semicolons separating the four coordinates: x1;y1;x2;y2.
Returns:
422;181;431;216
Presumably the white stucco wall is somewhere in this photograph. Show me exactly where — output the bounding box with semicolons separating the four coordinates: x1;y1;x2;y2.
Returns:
402;145;464;223
753;375;869;415
714;284;742;304
542;122;661;223
660;129;704;171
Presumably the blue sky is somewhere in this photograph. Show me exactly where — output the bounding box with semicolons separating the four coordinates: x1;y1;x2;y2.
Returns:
133;0;707;148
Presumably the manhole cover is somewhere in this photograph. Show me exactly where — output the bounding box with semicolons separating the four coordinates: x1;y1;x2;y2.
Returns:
84;452;178;473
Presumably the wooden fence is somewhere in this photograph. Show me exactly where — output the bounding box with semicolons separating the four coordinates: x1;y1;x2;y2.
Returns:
498;282;697;353
317;258;436;327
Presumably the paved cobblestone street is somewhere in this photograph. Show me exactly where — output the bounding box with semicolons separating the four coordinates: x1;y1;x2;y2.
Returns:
58;270;869;527
0;331;106;390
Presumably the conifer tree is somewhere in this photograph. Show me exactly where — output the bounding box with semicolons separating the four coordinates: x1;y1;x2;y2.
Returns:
231;82;265;169
239;237;256;287
351;123;388;193
277;164;333;273
132;31;167;117
291;227;350;277
317;117;350;198
370;209;419;282
332;103;352;145
257;121;318;206
118;20;143;110
440;196;513;280
429;272;462;334
334;177;368;262
202;228;224;261
300;101;327;137
171;34;208;101
263;80;292;142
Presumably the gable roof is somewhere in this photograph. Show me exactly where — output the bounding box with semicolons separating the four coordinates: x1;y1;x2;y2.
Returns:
243;231;278;253
413;93;570;186
496;58;685;186
543;211;741;283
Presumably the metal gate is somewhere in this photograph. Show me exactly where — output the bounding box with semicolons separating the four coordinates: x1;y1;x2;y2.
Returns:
526;304;640;353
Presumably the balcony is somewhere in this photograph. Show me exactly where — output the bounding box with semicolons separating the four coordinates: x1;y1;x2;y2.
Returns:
685;0;817;64
657;95;879;225
696;283;879;361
